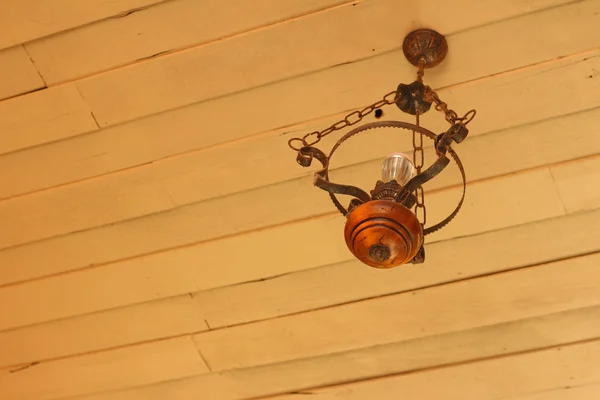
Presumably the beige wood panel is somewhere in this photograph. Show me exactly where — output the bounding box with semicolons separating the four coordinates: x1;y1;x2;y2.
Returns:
26;0;351;83
71;305;600;400
0;295;208;368
0;336;208;400
1;104;597;288
0;0;167;50
552;156;600;213
508;383;600;400
7;0;599;201
193;252;600;371
0;46;45;100
2;209;598;369
265;340;600;400
74;0;594;127
1;50;597;251
197;208;600;329
26;0;579;84
0;168;565;332
0;85;98;156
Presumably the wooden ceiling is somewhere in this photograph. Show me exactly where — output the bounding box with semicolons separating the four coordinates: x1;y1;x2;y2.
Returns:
0;0;599;398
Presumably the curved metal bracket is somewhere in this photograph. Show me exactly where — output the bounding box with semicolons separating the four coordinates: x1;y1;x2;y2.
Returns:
295;120;469;235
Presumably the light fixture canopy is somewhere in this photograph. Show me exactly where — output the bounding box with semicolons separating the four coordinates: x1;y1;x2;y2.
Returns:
288;29;476;268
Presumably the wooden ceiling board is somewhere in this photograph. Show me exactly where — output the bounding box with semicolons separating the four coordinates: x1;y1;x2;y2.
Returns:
73;0;589;127
0;294;208;368
0;48;597;254
1;253;599;400
1;1;599;399
0;45;45;100
0;166;568;332
1;0;598;200
0;106;596;287
264;339;600;400
1;208;598;369
0;84;98;156
25;0;353;84
0;336;208;400
0;0;168;50
65;266;600;400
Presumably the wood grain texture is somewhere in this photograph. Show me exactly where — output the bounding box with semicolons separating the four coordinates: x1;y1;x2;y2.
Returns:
264;340;600;399
1;49;598;252
0;85;98;155
196;207;600;329
0;295;208;368
0;0;167;50
552;156;600;213
27;0;579;84
69;305;600;400
74;0;590;127
26;0;351;83
0;45;45;100
2;208;597;369
7;0;599;200
0;103;597;287
0;336;208;400
192;252;600;371
0;167;566;332
507;382;600;399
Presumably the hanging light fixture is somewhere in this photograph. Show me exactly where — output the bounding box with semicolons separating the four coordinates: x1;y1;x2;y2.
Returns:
288;29;477;269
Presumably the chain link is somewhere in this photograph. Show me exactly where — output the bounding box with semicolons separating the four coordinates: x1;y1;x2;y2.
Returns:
288;90;399;151
412;112;427;226
424;88;477;126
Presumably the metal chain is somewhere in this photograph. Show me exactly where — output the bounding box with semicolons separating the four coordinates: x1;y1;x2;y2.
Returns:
287;90;400;151
413;112;426;226
424;88;477;125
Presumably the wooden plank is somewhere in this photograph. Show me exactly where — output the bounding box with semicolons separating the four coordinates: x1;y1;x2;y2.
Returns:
0;168;565;331
6;0;597;200
264;340;600;400
70;305;600;400
0;294;208;368
26;0;352;83
192;252;600;371
196;207;600;329
75;0;591;127
2;208;598;369
507;383;600;399
0;46;44;100
0;85;98;156
1;50;598;251
27;0;578;84
0;105;597;287
0;0;167;50
552;156;600;213
0;336;208;400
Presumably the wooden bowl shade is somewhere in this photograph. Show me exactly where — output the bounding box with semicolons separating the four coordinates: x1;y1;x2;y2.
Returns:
344;200;423;268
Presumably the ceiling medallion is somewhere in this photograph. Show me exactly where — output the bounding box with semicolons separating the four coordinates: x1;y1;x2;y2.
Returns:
288;29;476;268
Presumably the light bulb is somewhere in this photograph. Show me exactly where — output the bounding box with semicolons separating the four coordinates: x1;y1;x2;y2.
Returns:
381;153;416;185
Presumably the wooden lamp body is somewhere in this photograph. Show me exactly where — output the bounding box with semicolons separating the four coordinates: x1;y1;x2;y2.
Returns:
344;200;423;268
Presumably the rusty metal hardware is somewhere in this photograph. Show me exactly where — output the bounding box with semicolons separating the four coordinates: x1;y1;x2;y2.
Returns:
403;29;448;68
288;28;476;268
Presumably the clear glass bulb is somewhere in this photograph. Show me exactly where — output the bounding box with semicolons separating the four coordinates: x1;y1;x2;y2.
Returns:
381;153;416;185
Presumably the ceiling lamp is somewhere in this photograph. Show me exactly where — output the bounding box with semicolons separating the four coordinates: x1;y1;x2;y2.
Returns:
288;29;476;269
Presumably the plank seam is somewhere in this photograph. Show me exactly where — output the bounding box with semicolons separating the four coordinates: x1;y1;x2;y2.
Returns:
39;0;364;87
0;152;597;285
548;168;569;215
21;45;47;87
2;247;599;369
189;336;213;372
251;335;600;400
0;47;598;204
